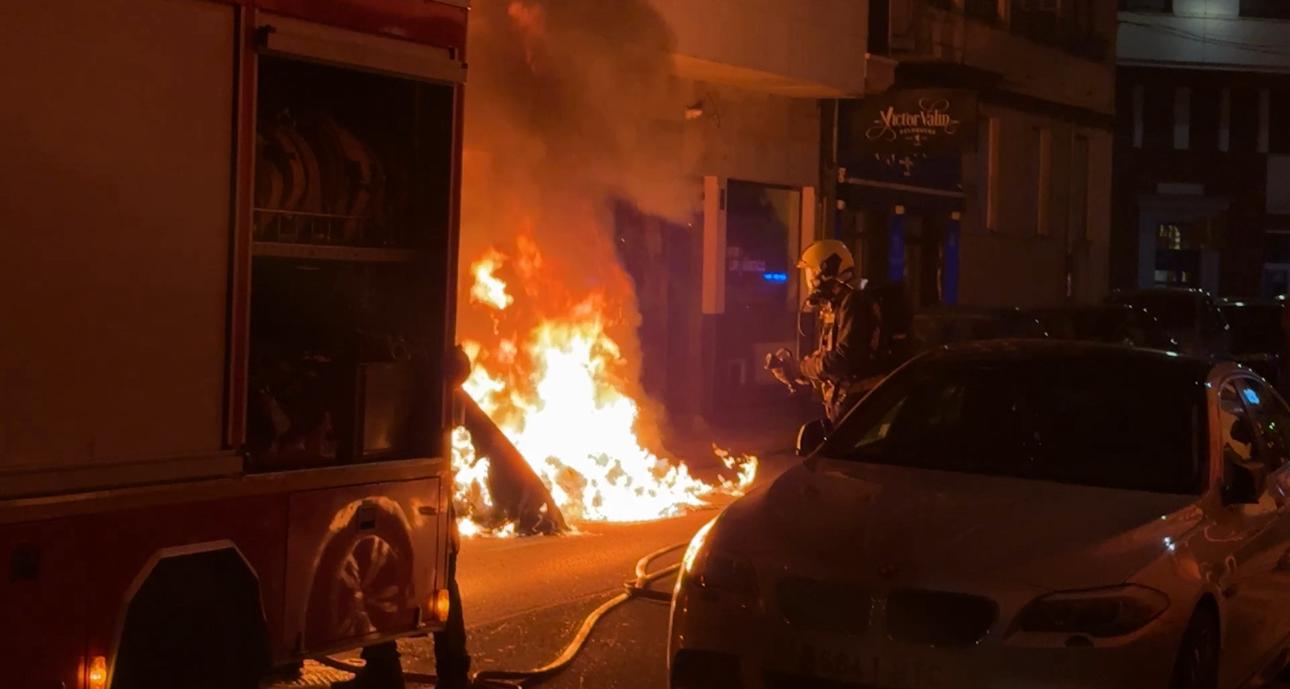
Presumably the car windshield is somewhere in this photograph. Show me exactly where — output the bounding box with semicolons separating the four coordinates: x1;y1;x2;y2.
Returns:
1108;292;1195;331
822;353;1207;494
1222;304;1282;355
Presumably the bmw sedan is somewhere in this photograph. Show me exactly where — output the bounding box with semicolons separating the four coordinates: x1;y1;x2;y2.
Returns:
670;341;1290;689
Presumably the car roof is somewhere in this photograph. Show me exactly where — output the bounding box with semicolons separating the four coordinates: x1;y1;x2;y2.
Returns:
1220;298;1282;308
928;339;1214;376
1112;287;1210;297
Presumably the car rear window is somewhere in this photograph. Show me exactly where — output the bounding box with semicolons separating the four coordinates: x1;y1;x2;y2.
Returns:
1222;304;1282;355
824;354;1207;494
1109;293;1196;331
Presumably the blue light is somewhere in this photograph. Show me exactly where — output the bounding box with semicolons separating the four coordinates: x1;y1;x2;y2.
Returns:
762;272;789;283
1243;387;1262;406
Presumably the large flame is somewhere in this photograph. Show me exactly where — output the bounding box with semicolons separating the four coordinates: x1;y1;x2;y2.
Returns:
453;244;757;535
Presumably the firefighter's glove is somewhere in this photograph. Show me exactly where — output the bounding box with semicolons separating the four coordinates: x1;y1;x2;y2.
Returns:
799;351;824;381
766;348;805;393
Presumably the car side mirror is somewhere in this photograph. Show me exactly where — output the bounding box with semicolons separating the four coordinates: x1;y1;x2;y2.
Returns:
796;419;829;458
1223;457;1266;506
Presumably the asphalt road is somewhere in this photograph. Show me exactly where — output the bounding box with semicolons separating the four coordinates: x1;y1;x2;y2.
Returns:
394;451;798;689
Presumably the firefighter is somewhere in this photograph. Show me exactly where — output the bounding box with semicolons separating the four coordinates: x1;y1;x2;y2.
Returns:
769;240;883;423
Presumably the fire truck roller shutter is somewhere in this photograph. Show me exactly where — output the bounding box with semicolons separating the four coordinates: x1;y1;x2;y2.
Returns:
0;0;235;483
112;546;270;689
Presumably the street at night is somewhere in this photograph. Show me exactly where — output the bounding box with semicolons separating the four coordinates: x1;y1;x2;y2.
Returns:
14;1;1290;688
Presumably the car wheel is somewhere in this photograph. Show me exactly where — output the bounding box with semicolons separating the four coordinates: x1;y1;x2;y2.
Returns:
1170;607;1220;689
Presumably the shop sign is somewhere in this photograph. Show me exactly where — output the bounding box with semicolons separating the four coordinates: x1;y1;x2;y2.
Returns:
850;90;977;154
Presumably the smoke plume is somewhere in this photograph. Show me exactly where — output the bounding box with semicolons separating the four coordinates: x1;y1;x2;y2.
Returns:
459;0;692;439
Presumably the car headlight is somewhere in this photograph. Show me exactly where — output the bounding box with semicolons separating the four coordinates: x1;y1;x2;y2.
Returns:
679;519;759;602
1014;584;1170;638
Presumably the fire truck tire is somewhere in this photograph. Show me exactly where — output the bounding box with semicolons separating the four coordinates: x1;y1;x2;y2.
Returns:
306;504;415;646
111;549;270;689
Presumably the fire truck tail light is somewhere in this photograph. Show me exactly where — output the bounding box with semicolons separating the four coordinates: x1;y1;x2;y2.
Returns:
87;655;108;689
432;589;452;620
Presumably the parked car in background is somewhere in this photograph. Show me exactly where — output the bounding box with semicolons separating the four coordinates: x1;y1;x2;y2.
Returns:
1220;299;1285;387
1000;304;1180;351
671;341;1290;689
1106;288;1230;357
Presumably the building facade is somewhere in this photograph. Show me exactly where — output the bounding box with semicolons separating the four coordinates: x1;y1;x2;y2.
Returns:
628;0;869;427
840;0;1118;310
1114;0;1290;297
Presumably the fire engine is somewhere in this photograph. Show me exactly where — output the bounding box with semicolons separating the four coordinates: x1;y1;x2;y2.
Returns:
0;1;468;687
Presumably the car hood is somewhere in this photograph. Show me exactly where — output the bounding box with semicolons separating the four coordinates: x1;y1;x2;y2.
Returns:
711;458;1201;593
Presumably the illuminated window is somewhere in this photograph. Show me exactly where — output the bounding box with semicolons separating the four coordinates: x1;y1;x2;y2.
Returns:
1158;224;1183;250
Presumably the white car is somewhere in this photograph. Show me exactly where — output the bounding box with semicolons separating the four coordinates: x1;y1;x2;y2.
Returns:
670;341;1290;689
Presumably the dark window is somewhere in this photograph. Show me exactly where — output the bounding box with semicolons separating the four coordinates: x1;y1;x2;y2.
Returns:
823;355;1207;494
869;0;890;54
1142;83;1173;150
965;0;998;21
1271;90;1290;154
1013;0;1059;41
1121;0;1172;10
1231;87;1260;153
1241;0;1290;18
1191;86;1220;152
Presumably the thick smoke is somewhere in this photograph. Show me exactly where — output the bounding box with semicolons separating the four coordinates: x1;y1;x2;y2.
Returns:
459;0;692;439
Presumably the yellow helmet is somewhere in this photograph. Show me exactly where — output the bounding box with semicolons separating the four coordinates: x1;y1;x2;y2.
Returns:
798;240;855;290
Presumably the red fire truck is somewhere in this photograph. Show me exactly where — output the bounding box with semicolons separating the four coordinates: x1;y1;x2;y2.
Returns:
0;1;468;687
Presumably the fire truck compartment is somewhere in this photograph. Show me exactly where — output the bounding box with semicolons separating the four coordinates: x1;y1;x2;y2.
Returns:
247;55;456;472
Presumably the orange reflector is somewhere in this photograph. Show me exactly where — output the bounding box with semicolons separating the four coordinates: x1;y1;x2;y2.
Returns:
433;589;452;620
88;656;108;689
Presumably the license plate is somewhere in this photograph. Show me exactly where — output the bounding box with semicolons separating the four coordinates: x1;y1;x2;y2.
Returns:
793;642;947;689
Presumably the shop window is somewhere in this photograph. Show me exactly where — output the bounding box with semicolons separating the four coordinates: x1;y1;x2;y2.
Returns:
1241;0;1290;18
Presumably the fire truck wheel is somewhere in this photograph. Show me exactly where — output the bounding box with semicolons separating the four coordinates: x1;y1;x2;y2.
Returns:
306;506;415;645
112;549;269;689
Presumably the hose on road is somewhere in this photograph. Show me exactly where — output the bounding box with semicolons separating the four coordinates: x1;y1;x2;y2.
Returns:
319;541;689;688
471;541;688;688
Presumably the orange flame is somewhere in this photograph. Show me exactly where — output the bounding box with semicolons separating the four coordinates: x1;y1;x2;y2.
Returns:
454;246;757;535
470;250;514;311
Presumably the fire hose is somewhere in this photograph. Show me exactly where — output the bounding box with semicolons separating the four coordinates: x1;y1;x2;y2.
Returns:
321;541;689;688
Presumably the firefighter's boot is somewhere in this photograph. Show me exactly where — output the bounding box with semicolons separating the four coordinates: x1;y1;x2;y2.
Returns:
331;642;406;689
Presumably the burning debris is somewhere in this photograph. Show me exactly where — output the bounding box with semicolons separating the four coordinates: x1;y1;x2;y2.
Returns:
453;248;758;536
